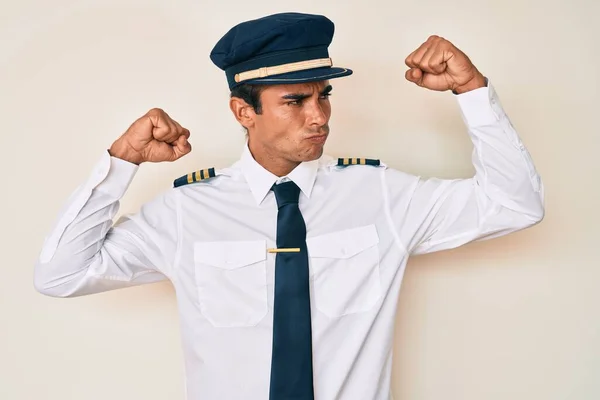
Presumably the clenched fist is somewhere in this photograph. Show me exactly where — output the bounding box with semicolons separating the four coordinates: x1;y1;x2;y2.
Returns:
109;108;192;165
405;35;486;94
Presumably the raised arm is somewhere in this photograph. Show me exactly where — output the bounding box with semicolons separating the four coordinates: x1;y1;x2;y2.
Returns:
386;36;544;255
34;108;192;297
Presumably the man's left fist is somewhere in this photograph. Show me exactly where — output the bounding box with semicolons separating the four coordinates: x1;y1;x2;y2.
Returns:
405;35;486;94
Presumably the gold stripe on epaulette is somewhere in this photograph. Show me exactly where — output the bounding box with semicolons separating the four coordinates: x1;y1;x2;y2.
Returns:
336;157;381;167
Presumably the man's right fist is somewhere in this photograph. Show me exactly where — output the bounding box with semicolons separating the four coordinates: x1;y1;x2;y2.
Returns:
109;108;192;165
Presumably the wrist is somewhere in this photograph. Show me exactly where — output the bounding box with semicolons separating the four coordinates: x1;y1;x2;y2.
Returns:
453;72;487;94
108;140;144;165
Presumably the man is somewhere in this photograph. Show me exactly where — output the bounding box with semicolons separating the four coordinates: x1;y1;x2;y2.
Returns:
34;12;544;400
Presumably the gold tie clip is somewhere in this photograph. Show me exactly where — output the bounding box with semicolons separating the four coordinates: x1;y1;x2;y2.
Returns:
267;248;301;253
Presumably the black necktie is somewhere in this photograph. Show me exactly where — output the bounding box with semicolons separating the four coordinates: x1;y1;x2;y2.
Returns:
269;181;314;400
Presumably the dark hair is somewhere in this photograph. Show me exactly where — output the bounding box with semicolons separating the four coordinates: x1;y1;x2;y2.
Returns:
230;83;265;114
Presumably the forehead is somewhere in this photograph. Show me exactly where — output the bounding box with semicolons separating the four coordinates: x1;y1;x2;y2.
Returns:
262;80;330;96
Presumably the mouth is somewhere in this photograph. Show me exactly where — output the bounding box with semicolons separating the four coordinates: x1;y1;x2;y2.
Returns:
305;134;328;144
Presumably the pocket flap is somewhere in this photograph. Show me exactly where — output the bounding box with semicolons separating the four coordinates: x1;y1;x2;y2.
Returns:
307;224;379;259
194;240;266;270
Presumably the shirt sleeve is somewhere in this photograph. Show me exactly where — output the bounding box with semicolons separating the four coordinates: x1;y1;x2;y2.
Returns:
34;150;180;297
384;79;545;256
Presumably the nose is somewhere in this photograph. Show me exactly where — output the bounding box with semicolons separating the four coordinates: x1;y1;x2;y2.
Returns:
306;98;327;127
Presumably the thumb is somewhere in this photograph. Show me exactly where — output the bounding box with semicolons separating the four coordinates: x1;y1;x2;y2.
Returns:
147;113;171;137
129;111;162;141
137;108;171;140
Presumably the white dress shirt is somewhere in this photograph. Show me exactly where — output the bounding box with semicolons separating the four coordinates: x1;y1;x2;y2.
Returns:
34;81;544;400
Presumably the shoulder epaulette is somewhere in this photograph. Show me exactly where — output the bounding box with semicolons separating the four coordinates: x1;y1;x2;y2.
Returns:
337;158;381;167
173;168;217;188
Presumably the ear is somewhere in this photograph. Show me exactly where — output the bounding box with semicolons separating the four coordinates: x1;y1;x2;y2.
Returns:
229;97;256;130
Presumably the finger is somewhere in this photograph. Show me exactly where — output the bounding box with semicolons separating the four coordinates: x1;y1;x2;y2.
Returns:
155;116;180;143
177;128;191;144
172;120;191;140
151;140;177;162
146;108;167;127
426;49;447;75
145;109;172;140
405;44;430;69
420;72;450;91
419;45;444;74
405;68;423;84
166;120;181;143
172;134;192;159
156;125;175;143
405;34;440;68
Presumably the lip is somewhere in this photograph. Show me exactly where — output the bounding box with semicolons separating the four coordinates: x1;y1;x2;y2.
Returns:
306;134;328;143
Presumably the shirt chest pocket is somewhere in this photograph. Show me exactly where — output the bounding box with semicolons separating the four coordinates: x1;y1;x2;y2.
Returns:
193;240;268;328
307;224;382;318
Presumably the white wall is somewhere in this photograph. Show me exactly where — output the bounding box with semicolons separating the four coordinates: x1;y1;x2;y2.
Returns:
1;0;598;399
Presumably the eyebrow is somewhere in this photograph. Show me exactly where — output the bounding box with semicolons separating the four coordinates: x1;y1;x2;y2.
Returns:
281;85;333;101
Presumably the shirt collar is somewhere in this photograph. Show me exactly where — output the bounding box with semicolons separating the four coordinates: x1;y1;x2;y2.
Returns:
239;142;320;205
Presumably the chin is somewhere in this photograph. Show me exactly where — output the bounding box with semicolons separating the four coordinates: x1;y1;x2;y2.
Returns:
300;146;324;162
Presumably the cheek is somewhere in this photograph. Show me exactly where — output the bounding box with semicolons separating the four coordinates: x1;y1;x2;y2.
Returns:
256;109;296;143
273;110;297;134
274;108;305;136
257;106;316;147
324;102;332;118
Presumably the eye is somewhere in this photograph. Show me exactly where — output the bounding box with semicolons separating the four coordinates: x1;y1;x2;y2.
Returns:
320;93;332;100
287;99;303;106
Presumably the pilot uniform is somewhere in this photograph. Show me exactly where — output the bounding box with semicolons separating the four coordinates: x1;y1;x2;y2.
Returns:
34;12;544;400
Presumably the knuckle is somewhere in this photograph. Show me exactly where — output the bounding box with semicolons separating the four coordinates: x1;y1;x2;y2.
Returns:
148;107;163;115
